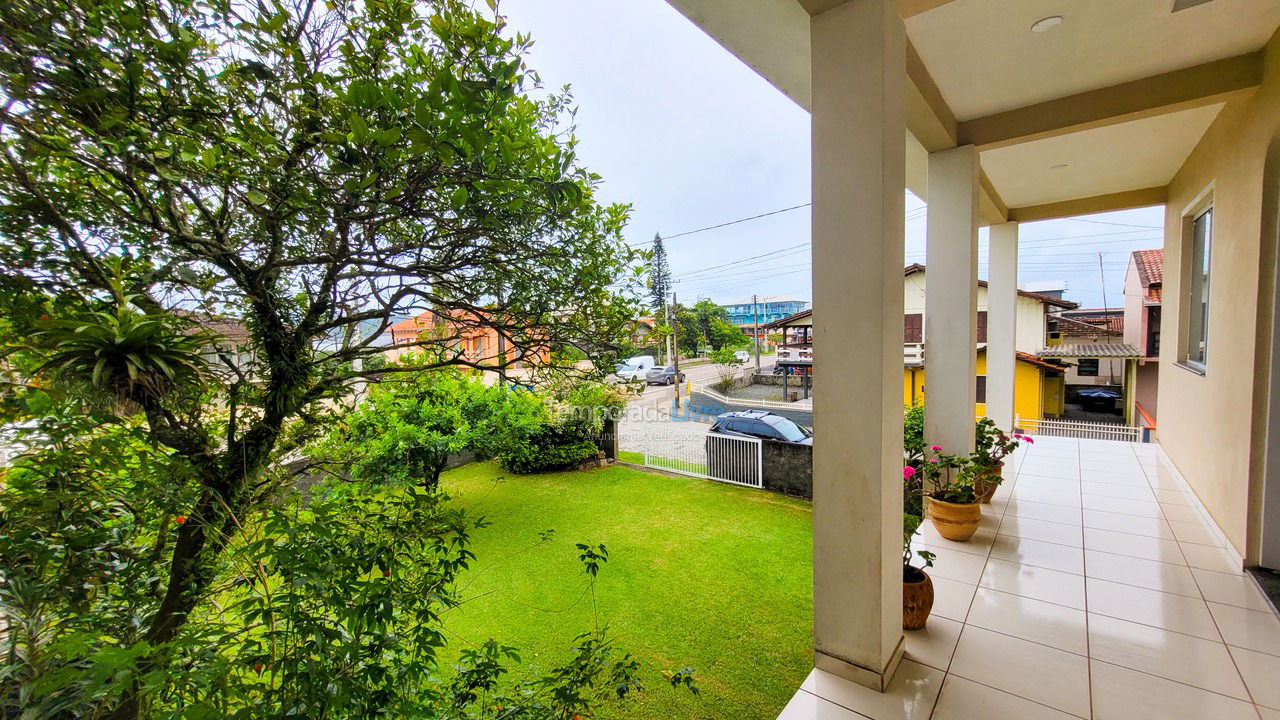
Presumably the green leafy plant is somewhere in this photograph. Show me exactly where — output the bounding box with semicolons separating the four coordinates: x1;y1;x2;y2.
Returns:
908;446;979;505
32;304;212;405
972;417;1025;468
902;513;936;580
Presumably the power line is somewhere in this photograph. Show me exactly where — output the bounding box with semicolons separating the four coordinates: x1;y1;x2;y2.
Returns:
672;242;810;279
644;202;812;245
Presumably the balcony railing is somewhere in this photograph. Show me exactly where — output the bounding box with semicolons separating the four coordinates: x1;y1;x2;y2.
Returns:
904;343;924;365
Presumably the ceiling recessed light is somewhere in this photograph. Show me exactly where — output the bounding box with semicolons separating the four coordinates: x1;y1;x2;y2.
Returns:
1050;163;1069;171
1031;15;1064;33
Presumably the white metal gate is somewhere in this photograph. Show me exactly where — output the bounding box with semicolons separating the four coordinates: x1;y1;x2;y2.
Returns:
1016;416;1143;442
644;432;763;488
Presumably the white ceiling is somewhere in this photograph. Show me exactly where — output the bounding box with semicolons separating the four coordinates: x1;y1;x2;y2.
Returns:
980;103;1224;208
908;0;1280;120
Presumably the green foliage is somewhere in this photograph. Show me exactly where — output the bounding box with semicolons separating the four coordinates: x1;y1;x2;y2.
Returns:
317;367;507;489
650;234;671;320
902;514;936;572
903;404;926;462
0;420;667;718
494;380;626;475
33;303;212;406
972;417;1023;467
0;0;654;714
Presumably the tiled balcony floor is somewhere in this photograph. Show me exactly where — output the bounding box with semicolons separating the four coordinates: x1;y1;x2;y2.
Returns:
780;437;1280;720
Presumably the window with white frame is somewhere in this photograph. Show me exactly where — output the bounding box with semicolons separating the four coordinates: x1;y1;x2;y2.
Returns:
1183;206;1213;370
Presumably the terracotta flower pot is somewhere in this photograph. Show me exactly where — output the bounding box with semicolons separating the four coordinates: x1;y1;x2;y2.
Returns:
903;567;934;630
927;496;982;541
974;462;1004;504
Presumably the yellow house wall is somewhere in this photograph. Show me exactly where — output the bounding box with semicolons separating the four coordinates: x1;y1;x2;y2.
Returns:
906;353;1048;424
1159;29;1280;561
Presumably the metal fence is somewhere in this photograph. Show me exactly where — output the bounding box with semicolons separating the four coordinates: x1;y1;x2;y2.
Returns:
644;431;763;488
1016;416;1143;443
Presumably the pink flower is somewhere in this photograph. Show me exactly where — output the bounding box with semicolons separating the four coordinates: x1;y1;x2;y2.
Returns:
928;458;939;464
902;466;916;479
1024;436;1034;444
930;445;942;452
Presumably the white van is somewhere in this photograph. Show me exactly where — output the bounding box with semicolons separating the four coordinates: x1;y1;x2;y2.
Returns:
733;350;751;363
615;355;656;381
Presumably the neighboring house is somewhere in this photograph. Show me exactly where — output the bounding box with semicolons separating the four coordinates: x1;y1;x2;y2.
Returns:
385;309;548;370
1124;248;1163;429
766;267;1074;419
722;296;809;340
633;316;657;344
902;264;1073;421
902;264;1076;353
1046;313;1127;388
903;348;1067;423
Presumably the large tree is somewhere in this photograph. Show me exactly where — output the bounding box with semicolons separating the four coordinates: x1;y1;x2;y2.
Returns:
649;232;671;321
0;0;643;715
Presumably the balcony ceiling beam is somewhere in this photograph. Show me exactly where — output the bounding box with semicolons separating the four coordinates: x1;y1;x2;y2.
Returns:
798;0;956;19
1008;186;1168;224
959;52;1265;152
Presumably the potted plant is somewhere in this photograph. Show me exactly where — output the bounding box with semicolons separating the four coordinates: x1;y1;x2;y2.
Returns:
903;512;937;630
970;418;1031;503
915;448;983;541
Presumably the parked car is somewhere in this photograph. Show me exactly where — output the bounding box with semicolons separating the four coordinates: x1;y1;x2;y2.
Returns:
708;410;812;445
614;355;656;381
733;349;750;363
644;364;686;385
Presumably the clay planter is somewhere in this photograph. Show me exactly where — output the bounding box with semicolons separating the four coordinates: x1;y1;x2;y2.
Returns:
903;567;934;630
974;462;1004;504
927;496;982;541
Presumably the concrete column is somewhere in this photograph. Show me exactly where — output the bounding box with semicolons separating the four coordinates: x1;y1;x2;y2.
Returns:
810;0;905;691
987;222;1019;431
924;146;980;454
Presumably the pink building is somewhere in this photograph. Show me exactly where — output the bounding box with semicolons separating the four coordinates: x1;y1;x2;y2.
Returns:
1124;248;1163;429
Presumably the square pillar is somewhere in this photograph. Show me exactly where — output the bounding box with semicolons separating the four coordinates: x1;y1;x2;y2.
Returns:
810;0;905;691
987;222;1019;431
924;146;980;454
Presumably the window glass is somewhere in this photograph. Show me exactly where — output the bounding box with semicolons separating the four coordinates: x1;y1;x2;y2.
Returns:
976;375;987;403
1077;359;1099;377
772;421;806;442
750;422;781;439
1185;207;1212;369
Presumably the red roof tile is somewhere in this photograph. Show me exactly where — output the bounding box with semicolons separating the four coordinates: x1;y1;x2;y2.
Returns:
1133;249;1163;288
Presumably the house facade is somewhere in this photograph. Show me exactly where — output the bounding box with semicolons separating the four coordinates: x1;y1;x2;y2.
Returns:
1124;248;1164;426
902;264;1070;421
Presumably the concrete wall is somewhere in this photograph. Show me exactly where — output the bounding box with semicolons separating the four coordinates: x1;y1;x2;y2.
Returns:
761;439;813;499
1159;29;1280;561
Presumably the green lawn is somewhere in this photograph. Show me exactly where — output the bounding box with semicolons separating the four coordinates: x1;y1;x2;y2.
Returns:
440;462;813;720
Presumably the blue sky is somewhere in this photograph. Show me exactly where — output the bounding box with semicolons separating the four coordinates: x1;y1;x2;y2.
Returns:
498;0;1166;310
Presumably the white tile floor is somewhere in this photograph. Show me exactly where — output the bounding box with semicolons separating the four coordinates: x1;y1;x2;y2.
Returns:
778;436;1280;720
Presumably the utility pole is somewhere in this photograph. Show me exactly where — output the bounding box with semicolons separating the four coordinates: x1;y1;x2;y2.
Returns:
753;294;761;374
671;291;681;409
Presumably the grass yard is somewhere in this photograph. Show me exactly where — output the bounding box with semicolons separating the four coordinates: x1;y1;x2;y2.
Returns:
440;462;813;720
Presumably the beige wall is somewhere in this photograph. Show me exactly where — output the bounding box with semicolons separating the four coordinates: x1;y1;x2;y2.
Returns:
903;271;1048;353
1160;29;1280;561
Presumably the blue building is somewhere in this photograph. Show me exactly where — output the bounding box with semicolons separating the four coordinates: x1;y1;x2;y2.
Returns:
722;296;809;339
